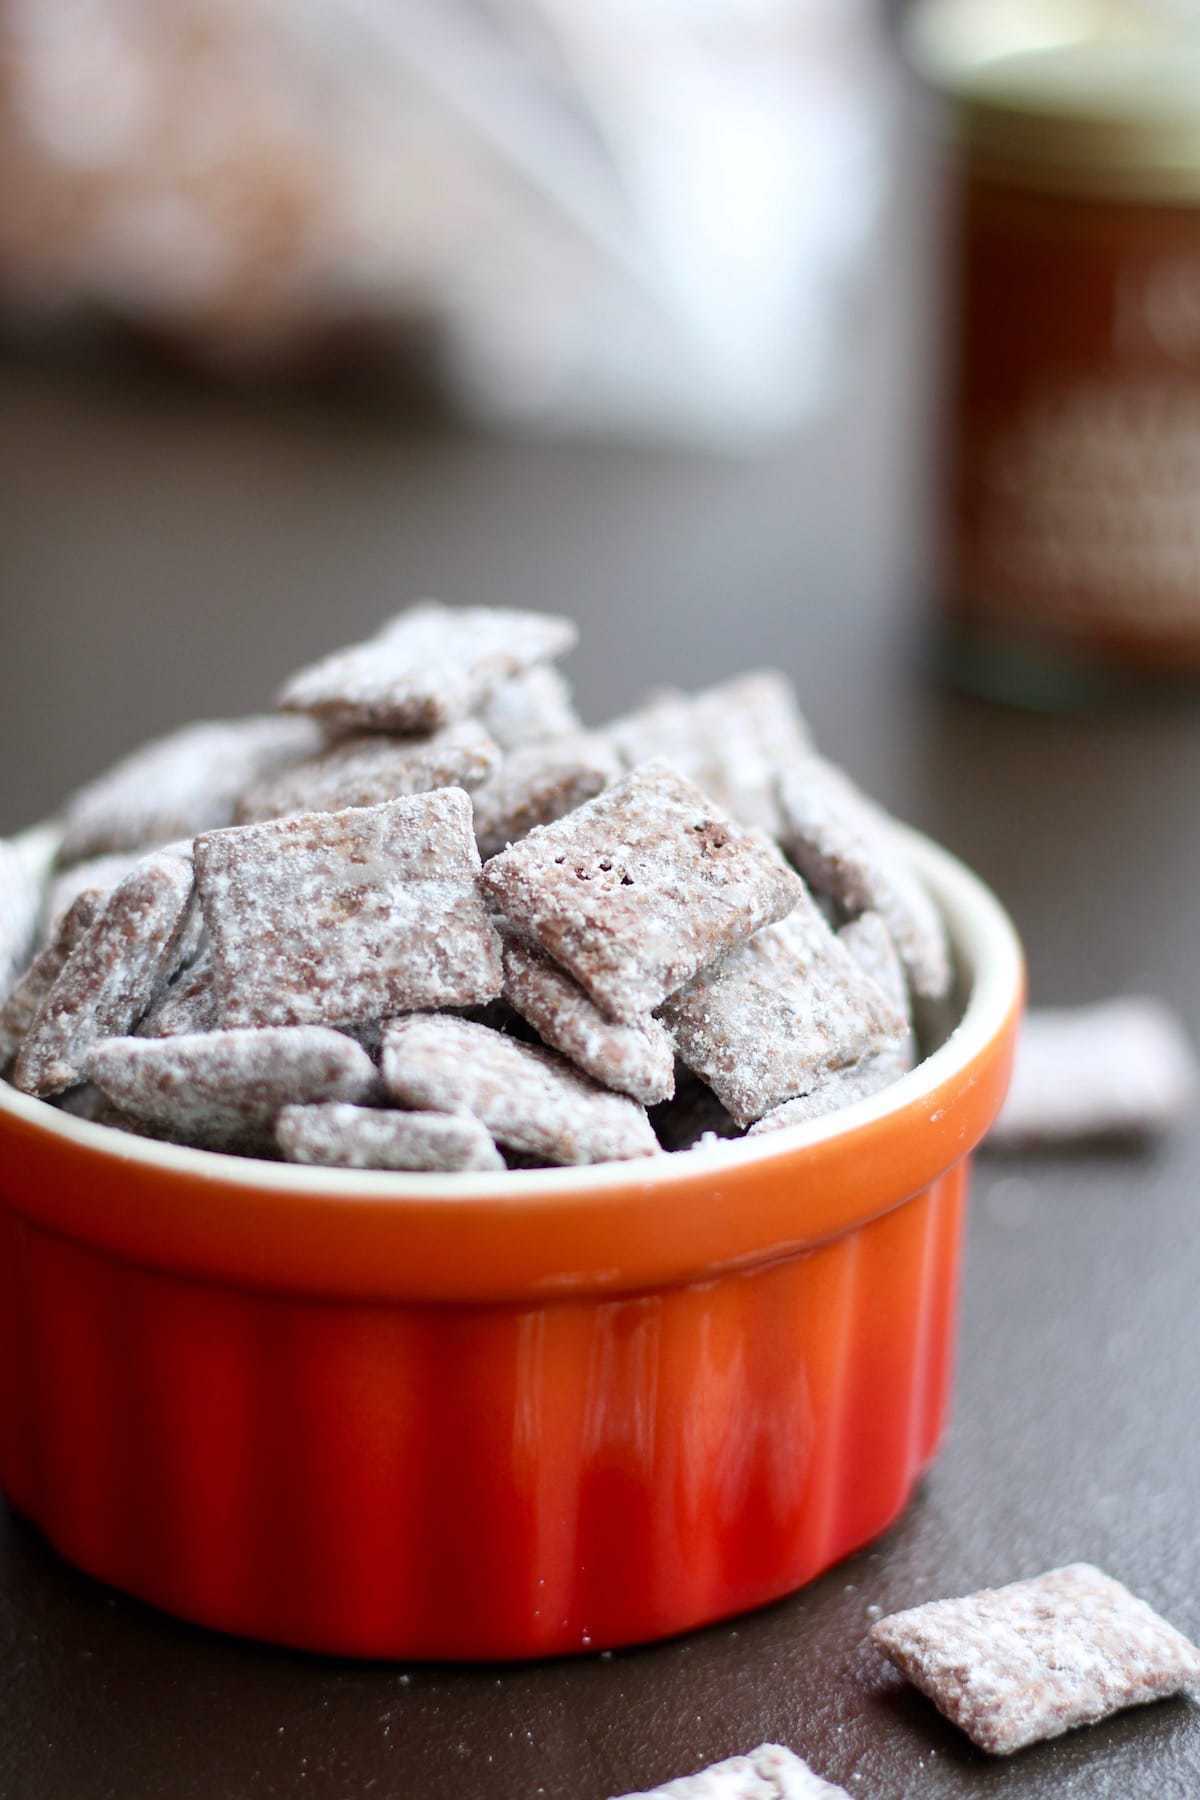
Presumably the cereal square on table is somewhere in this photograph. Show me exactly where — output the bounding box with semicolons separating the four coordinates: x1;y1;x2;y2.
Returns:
661;887;908;1127
278;602;577;734
12;852;196;1096
195;789;502;1030
871;1562;1200;1756
777;753;951;1001
382;1014;659;1165
483;762;803;1024
235;720;500;824
611;1742;849;1799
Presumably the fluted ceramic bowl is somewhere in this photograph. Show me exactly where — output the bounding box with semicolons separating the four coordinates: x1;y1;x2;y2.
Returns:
0;828;1021;1660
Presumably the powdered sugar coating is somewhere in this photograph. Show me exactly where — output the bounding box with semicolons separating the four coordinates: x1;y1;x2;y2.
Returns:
871;1562;1200;1757
45;852;146;937
472;733;620;859
235;720;501;824
195;790;502;1030
606;673;811;836
661;890;909;1127
137;944;219;1038
278;602;577;734
501;934;675;1105
838;912;911;1023
777;755;951;1001
12;853;195;1096
57;715;323;864
747;1047;913;1135
0;836;51;1003
382;1015;659;1165
276;1102;503;1172
483;762;803;1024
479;664;581;750
85;1027;378;1152
612;1742;849;1799
0;890;103;1066
989;999;1199;1147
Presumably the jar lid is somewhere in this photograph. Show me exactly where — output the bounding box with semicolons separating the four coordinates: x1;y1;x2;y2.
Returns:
907;0;1200;201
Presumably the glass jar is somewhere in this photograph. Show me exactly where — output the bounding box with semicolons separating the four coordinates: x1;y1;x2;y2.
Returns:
910;1;1200;705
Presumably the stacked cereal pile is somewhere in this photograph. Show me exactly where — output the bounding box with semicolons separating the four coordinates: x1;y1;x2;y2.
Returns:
0;604;951;1171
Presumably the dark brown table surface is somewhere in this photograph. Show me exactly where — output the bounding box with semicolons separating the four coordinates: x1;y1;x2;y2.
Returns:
3;137;1200;1797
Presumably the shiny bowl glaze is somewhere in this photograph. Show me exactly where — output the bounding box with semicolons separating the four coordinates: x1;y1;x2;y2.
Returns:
0;831;1022;1659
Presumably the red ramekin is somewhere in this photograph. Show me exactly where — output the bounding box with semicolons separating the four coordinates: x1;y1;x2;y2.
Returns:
0;831;1022;1660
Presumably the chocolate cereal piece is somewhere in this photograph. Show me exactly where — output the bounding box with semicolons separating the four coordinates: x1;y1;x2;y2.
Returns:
483;762;803;1024
0;890;104;1067
777;754;951;1001
988;999;1199;1148
278;602;577;734
57;715;323;865
235;720;501;824
871;1562;1200;1757
45;852;146;938
501;934;675;1105
471;734;619;859
607;672;810;836
661;890;908;1127
12;853;195;1096
747;1048;912;1135
137;945;219;1039
276;1102;503;1172
195;790;502;1030
0;834;52;1003
478;664;581;750
838;911;911;1023
382;1015;659;1165
85;1027;378;1153
612;1742;849;1799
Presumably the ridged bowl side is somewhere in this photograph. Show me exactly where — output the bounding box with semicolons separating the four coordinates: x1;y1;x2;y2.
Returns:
0;1162;967;1661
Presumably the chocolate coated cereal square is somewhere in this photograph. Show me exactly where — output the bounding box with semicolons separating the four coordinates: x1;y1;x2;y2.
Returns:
501;933;674;1105
471;734;619;859
871;1562;1200;1756
611;1742;849;1799
235;720;500;824
276;1102;503;1172
195;789;502;1029
483;762;803;1023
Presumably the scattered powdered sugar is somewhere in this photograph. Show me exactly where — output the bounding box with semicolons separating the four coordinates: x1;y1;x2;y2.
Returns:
479;664;581;750
278;602;577;734
195;790;502;1030
57;715;322;864
472;733;620;860
276;1101;503;1172
235;720;501;824
12;852;196;1096
85;1027;379;1152
382;1014;659;1165
483;762;802;1024
988;999;1198;1147
870;1562;1200;1756
501;933;675;1105
661;888;909;1127
611;1742;850;1799
777;754;951;1002
0;890;104;1067
606;672;811;837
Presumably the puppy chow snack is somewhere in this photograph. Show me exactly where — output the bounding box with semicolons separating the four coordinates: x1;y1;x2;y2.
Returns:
988;999;1198;1148
471;733;620;860
0;834;53;1004
871;1562;1200;1756
137;945;219;1039
501;933;675;1106
612;1742;849;1799
478;663;581;750
56;715;323;866
484;762;803;1023
13;853;196;1096
747;1048;913;1136
45;852;147;938
278;602;577;734
0;891;104;1067
276;1102;503;1172
195;789;502;1030
382;1014;659;1165
86;1027;379;1153
777;753;951;1001
838;912;910;1025
235;720;500;825
661;889;908;1127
